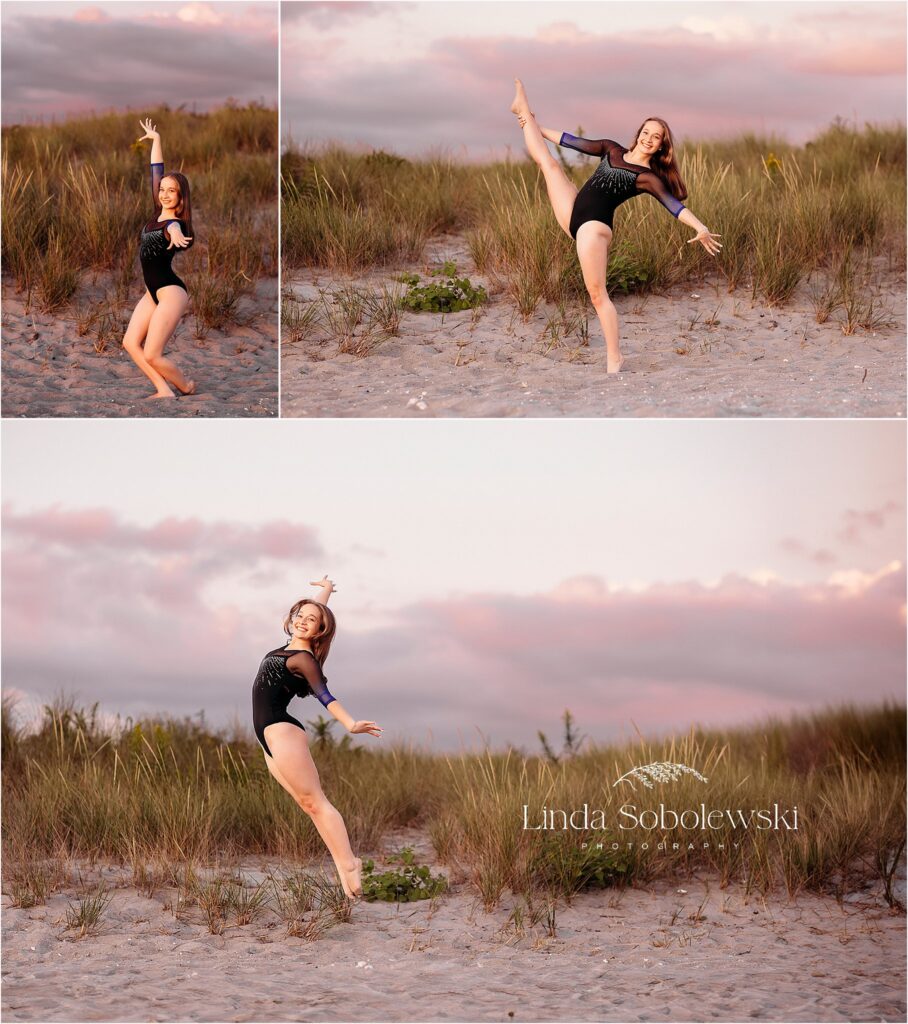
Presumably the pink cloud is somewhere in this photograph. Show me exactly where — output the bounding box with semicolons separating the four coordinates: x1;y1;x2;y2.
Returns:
3;505;903;749
281;2;401;28
2;504;321;562
838;501;903;545
73;7;109;23
794;42;906;77
2;6;277;123
1;505;325;674
285;12;905;156
175;3;224;26
331;565;906;748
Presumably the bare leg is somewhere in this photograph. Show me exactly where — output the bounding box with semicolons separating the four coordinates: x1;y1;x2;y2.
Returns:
122;291;174;397
510;78;577;236
263;724;362;898
143;285;196;396
576;221;624;373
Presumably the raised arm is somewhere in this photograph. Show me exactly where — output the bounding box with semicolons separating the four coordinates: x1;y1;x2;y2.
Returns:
138;117;164;208
287;650;382;737
537;125;563;145
309;574;336;604
516;116;607;156
556;132;608;158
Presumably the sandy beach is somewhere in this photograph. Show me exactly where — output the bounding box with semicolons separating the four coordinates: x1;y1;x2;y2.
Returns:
3;828;905;1024
282;236;906;419
1;277;278;418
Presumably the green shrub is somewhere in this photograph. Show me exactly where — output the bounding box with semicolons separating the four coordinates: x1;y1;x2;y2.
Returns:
397;265;488;313
361;847;447;902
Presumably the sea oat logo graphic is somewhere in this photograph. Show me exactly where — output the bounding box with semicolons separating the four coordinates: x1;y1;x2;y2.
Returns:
613;762;709;789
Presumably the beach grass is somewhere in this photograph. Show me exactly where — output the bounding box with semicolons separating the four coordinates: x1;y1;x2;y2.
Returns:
2;696;903;912
281;119;906;322
1;103;277;337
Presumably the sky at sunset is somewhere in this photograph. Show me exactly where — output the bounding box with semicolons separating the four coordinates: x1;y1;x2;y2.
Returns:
3;420;904;752
282;0;906;156
1;1;278;124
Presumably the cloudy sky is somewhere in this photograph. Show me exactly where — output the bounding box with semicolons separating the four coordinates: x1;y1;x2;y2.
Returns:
3;420;904;752
1;1;278;124
283;0;906;156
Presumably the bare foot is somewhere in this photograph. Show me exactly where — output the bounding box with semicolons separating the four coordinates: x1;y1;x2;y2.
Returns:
607;354;625;374
510;77;530;117
339;857;363;900
148;389;175;399
176;379;196;396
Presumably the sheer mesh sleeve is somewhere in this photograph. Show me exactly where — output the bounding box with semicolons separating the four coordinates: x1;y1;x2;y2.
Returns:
287;651;337;708
636;171;686;218
558;133;608;158
150;162;164;210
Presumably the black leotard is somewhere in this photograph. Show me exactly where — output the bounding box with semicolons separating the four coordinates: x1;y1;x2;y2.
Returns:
251;646;337;757
140;162;191;304
559;134;686;238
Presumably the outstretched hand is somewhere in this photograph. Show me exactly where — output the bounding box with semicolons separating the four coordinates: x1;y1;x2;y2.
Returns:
350;720;382;737
137;117;160;143
166;224;192;249
310;574;336;595
688;229;722;256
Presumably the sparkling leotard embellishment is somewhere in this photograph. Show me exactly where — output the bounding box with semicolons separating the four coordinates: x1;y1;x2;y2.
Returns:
587;154;638;196
140;225;172;264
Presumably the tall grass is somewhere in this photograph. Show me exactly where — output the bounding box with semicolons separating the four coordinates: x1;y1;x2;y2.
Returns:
2;104;277;329
282;121;905;316
2;696;903;912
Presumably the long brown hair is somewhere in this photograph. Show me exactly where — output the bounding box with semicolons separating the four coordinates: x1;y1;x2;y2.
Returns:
632;117;688;202
283;599;336;664
159;171;194;247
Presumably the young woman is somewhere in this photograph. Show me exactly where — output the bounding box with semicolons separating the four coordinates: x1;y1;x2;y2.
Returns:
122;117;196;398
251;575;382;900
510;78;722;373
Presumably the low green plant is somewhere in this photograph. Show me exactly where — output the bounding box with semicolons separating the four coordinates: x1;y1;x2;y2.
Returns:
529;835;634;897
398;268;487;313
362;847;447;902
605;251;653;294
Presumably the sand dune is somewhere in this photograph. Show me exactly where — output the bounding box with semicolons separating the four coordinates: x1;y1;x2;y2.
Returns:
1;277;278;418
282;237;906;419
3;828;905;1023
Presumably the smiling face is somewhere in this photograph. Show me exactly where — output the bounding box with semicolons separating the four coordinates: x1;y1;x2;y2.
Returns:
636;120;665;156
291;603;323;642
158;175;181;212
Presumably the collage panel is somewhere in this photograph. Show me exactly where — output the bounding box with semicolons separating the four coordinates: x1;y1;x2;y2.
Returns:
1;0;279;417
281;1;905;419
1;2;906;1024
2;417;907;1021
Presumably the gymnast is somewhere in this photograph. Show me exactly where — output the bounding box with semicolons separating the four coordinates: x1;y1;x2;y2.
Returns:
510;78;721;373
